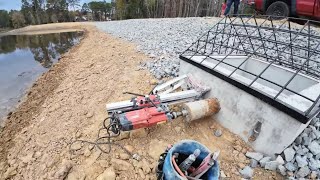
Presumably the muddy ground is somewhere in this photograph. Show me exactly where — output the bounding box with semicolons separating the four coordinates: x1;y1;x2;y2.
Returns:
0;22;282;179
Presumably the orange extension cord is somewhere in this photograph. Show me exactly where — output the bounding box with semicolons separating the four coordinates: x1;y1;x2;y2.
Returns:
172;155;186;178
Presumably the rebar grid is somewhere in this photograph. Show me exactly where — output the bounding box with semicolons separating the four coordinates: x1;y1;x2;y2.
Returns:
180;15;320;122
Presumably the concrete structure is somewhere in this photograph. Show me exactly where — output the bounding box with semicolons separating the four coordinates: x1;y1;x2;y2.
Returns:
179;57;319;155
178;16;320;155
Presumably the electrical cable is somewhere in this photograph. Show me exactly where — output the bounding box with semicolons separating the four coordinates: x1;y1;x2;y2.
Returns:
172;155;203;180
172;155;186;178
70;113;132;156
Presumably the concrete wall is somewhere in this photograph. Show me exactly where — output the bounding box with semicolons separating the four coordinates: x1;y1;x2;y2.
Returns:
180;60;311;155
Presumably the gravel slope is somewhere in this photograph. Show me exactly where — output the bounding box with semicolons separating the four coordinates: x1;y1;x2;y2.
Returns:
95;17;220;79
95;17;320;81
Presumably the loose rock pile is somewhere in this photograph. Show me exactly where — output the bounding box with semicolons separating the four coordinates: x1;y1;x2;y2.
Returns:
95;18;219;79
240;116;320;179
95;18;320;80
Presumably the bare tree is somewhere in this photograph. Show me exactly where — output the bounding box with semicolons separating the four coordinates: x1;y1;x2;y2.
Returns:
67;0;80;11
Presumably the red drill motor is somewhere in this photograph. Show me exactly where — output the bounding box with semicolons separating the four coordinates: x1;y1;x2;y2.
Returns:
108;92;220;134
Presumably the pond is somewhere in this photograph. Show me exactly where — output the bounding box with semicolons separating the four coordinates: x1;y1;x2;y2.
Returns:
0;31;83;124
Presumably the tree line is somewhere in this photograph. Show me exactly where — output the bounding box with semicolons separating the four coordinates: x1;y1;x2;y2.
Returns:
0;0;113;29
0;0;253;29
115;0;252;20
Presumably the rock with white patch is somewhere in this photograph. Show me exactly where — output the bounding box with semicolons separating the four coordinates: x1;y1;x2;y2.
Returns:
259;156;271;167
265;161;279;171
283;147;295;162
277;165;286;176
239;166;253;179
285;162;297;172
309;141;320;155
296;155;308;167
245;152;264;161
296;166;310;178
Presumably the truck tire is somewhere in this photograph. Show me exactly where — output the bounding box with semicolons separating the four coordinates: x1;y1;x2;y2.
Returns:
266;1;289;19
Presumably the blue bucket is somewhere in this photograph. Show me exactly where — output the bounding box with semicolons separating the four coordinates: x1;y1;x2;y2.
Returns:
163;140;220;180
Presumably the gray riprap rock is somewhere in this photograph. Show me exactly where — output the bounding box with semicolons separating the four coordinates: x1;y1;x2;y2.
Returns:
303;136;312;146
309;158;320;171
310;118;319;126
304;127;312;135
277;165;286;176
295;136;302;145
265;161;279;171
307;153;313;159
310;126;320;139
300;132;308;137
250;159;258;168
308;141;320;155
214;129;222;137
310;132;317;141
220;170;227;178
296;155;308;167
296;146;309;155
296;166;311;178
284;147;296;162
259;157;272;168
239;166;254;179
293;145;300;151
245;152;264;161
315;122;320;128
285;162;297;172
276;155;285;165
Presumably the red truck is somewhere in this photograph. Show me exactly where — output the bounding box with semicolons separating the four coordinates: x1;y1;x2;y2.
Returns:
250;0;320;19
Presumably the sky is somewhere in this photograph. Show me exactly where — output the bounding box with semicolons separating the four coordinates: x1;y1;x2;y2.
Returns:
0;0;110;11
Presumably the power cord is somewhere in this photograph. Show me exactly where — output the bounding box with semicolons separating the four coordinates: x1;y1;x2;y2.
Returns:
70;114;133;156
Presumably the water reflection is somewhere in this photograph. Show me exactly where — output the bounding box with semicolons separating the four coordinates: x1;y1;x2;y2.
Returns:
0;32;83;68
0;32;83;123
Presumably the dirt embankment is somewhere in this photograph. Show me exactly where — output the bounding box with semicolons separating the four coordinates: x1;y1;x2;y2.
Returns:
0;22;281;180
0;22;84;37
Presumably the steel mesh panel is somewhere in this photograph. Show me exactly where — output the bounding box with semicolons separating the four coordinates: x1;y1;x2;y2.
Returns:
180;15;320;122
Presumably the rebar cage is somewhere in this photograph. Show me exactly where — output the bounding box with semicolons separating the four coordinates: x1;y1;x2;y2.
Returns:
180;15;320;123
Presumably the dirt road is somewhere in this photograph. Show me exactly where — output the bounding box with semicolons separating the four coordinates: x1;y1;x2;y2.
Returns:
0;22;281;179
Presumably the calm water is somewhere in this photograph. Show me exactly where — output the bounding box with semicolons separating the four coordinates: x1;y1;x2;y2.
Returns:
0;32;83;123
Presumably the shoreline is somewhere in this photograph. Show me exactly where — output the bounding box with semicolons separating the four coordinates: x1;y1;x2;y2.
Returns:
0;27;86;127
0;22;156;179
0;23;88;178
0;22;86;37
